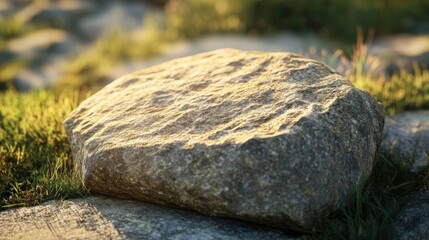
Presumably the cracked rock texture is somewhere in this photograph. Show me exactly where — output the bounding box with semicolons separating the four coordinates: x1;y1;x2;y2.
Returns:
381;111;429;172
0;196;299;240
64;49;385;231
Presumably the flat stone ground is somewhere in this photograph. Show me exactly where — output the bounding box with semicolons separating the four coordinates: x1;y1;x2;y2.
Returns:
0;198;121;239
0;195;301;240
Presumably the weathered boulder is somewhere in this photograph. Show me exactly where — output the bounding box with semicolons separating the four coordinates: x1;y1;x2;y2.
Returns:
65;49;385;231
381;111;429;172
0;196;298;240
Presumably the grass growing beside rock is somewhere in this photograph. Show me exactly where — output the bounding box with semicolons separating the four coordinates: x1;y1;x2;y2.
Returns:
354;68;429;114
307;44;429;115
344;39;429;115
0;46;429;240
316;154;429;239
0;90;89;208
0;72;428;239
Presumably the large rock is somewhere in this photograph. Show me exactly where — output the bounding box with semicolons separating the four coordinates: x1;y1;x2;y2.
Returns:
65;49;385;231
381;111;429;172
0;196;298;240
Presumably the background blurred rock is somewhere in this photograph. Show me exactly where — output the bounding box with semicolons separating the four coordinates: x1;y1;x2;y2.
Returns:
381;111;429;173
369;34;429;76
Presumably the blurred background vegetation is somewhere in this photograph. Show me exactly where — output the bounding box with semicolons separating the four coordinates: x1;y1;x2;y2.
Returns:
1;0;429;96
166;0;429;41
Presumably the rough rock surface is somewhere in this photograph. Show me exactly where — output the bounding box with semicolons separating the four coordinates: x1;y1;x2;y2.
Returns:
0;196;300;240
64;49;385;230
381;111;429;172
394;190;429;240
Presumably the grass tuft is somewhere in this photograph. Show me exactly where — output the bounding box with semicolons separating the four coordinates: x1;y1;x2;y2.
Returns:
0;90;90;209
313;152;428;239
345;35;429;115
307;36;429;115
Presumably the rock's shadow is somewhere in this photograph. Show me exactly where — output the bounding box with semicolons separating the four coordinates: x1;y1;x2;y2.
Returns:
0;195;302;239
79;195;302;240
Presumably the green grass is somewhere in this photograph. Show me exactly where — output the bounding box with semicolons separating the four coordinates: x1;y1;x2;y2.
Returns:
353;67;429;115
0;90;90;208
314;154;429;239
308;38;429;115
345;38;429;115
